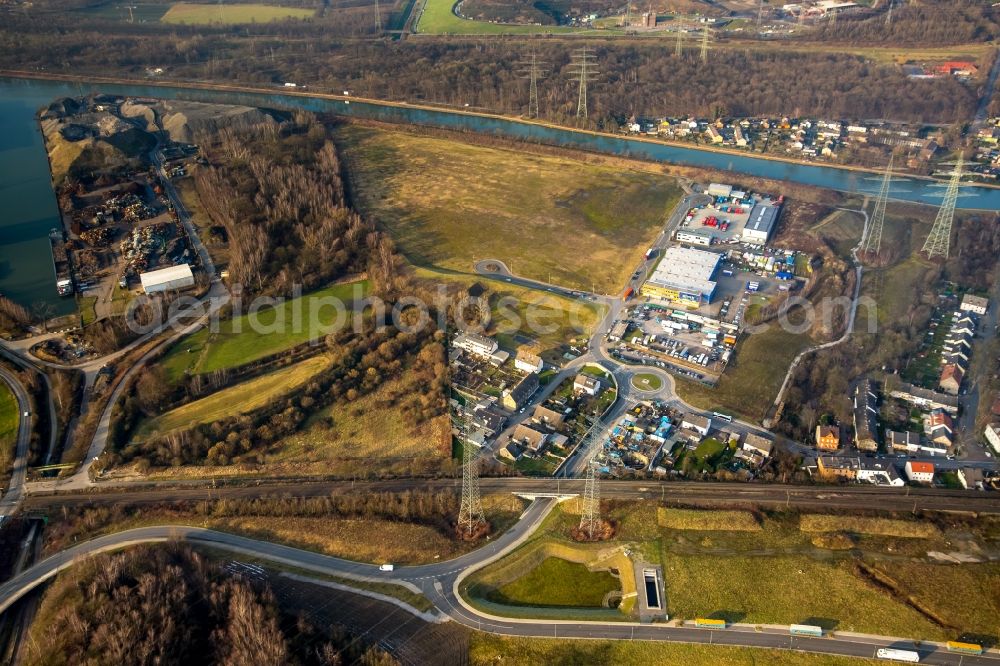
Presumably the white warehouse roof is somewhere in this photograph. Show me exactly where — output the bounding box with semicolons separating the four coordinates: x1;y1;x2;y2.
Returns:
140;263;194;291
743;204;780;238
645;246;720;297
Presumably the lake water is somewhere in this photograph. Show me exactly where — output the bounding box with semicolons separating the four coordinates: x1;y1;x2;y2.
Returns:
2;75;999;308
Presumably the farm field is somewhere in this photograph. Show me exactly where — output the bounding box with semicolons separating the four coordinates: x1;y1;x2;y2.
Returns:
337;125;681;294
160;2;315;24
469;636;881;666
0;382;18;484
674;324;812;421
137;355;331;439
158;279;368;380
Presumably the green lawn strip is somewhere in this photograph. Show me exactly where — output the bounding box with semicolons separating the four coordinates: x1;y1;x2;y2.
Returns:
159;279;368;381
137;355;330;439
630;372;663;391
0;382;19;483
161;2;315;24
469;635;882;665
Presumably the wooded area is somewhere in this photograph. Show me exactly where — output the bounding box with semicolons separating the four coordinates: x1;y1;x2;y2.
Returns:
0;12;980;123
807;0;998;46
27;545;397;665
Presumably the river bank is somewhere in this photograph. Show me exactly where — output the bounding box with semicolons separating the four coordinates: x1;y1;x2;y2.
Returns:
3;70;996;199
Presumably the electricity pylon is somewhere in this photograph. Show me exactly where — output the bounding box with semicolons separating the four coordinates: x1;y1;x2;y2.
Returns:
569;47;599;119
374;0;381;31
674;24;684;56
756;0;764;31
517;52;547;119
922;154;963;261
624;0;631;28
885;0;893;26
859;154;894;262
456;414;485;537
700;28;710;63
579;458;601;539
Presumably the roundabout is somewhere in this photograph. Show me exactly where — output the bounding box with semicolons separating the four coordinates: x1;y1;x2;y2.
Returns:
629;372;664;393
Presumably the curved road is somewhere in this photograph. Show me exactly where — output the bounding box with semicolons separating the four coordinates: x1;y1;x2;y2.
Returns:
0;367;31;520
0;501;998;665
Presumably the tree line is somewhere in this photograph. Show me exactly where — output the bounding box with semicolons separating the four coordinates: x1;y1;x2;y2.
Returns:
0;13;980;124
26;545;397;666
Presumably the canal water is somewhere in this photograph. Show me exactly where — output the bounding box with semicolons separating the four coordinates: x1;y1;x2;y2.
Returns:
2;75;999;308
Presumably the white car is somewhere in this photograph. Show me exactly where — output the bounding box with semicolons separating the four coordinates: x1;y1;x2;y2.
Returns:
379;563;395;572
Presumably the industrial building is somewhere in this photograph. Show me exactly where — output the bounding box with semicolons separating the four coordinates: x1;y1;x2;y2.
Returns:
675;229;715;246
641;246;720;306
139;264;194;294
741;204;780;244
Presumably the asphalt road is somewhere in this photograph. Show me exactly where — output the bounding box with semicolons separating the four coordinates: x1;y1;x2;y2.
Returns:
0;367;31;520
1;500;998;665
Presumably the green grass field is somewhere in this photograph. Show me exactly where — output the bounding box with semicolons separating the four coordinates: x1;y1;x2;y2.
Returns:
675;324;812;421
416;0;603;34
338;125;681;294
463;501;997;640
137;355;330;439
159;280;368;381
160;2;315;24
630;372;663;391
469;636;881;666
487;557;619;608
0;383;19;481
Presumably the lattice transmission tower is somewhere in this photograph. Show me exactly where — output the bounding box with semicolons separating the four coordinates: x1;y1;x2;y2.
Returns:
885;0;893;26
674;23;684;56
518;52;547;119
700;28;710;63
569;47;599;119
579;458;602;539
456;414;485;537
859;154;894;263
922;154;963;261
374;0;381;31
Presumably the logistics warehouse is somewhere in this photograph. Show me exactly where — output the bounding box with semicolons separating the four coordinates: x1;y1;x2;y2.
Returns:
641;246;721;306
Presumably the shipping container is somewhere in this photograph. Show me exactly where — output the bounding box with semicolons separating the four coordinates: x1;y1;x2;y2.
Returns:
945;642;983;655
790;624;823;637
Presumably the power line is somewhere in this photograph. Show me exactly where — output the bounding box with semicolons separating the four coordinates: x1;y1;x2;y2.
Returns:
456;413;485;538
568;47;599;119
859;153;894;263
517;52;548;119
579;457;601;539
922;153;963;261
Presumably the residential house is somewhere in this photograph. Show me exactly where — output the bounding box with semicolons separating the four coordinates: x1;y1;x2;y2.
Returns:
511;423;548;453
498;442;522;461
573;374;600;396
958;467;985;490
923;409;954;448
815;425;840;451
736;433;773;467
532;405;566;428
985;423;1000;455
904;461;935;484
469;406;507;437
681;413;711;436
501;372;540;411
853;380;879;452
938;363;964;396
889;383;959;414
960;294;989;315
514;349;544;374
453;333;498;358
705;126;724;144
817;456;857;481
857;459;904;487
887;430;920;454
